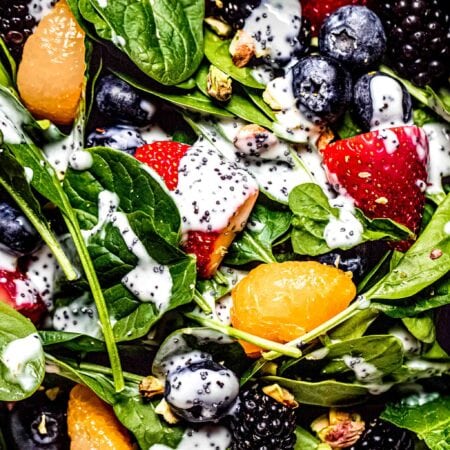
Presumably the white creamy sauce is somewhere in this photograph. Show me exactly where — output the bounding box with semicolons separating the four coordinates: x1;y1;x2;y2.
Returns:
111;32;126;48
140;124;172;144
389;325;421;355
27;0;55;24
0;92;29;144
161;350;213;377
265;70;326;145
24;167;34;183
26;245;60;310
97;0;108;7
378;128;400;154
139;100;156;121
423;123;450;196
53;293;101;338
405;358;450;379
1;333;43;391
403;392;440;407
244;0;302;67
0;247;18;271
68;150;93;172
306;347;330;360
324;196;363;249
12;277;40;307
444;221;450;234
215;294;233;325
343;355;382;382
172;141;258;237
88;190;173;310
149;425;232;450
366;382;394;395
369;75;411;130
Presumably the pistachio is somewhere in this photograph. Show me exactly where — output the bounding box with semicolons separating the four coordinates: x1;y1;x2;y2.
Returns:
139;375;165;399
155;398;180;424
207;65;233;102
229;30;255;68
262;383;299;409
204;17;233;38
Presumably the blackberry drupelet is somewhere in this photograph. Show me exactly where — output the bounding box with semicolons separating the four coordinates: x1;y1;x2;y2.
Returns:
0;0;36;60
230;384;297;450
376;0;450;87
220;0;262;30
349;417;414;450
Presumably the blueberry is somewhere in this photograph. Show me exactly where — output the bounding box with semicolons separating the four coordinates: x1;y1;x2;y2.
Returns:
86;124;145;155
95;74;155;125
292;55;352;123
353;72;412;131
6;392;69;450
319;6;386;70
0;200;41;256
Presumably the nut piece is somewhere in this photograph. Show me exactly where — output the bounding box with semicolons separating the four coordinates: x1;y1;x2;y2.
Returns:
316;128;335;152
155;399;180;425
233;124;278;156
262;383;299;409
207;65;233;102
311;409;365;448
204;17;233;38
229;30;255;68
139;376;165;399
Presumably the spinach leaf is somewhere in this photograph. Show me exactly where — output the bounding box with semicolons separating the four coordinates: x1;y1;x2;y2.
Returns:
320;335;404;379
89;0;204;85
364;193;450;301
39;330;106;352
64;147;196;341
225;203;291;265
0;302;44;401
380;65;450;122
195;62;274;129
414;107;440;127
0;38;16;84
328;308;380;341
263;376;369;406
402;314;435;344
0;148;77;280
336;111;362;140
204;29;265;89
295;426;320;450
243;86;277;121
381;394;450;450
112;69;234;117
289;184;412;256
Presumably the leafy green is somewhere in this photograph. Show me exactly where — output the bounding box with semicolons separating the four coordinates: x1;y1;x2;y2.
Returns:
381;394;450;449
289;183;412;256
204;29;265;89
0;302;44;401
336;111;363;139
414;107;440;127
64;147;196;341
39;331;106;352
88;0;204;85
243;86;277;121
364;193;450;301
402;314;435;344
295;426;321;450
328;308;380;341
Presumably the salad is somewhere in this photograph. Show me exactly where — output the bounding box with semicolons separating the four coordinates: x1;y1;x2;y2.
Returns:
0;0;449;448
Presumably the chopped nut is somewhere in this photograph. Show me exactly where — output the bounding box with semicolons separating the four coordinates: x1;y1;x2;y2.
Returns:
430;249;443;260
262;384;299;409
229;30;255;68
233;124;278;155
262;86;282;111
311;408;365;448
317;128;335;152
37;414;47;435
45;387;60;401
204;17;233;38
207;65;232;102
139;376;165;399
155;399;180;424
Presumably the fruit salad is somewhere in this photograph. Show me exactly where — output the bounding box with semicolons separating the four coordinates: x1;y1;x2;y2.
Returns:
0;0;449;448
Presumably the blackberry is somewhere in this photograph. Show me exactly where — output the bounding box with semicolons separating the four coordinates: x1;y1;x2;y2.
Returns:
376;0;450;86
220;0;262;30
230;384;297;450
349;418;414;450
0;0;36;60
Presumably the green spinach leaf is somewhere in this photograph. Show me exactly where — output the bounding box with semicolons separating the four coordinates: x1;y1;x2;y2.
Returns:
243;86;277;121
0;302;44;401
402;314;435;344
328;308;380;341
39;330;106;352
225;203;291;264
295;426;320;450
89;0;204;85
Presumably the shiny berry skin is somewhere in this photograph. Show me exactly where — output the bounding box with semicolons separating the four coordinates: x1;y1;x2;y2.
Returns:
0;200;41;256
95;74;155;126
292;55;352;123
86;124;145;155
319;5;386;70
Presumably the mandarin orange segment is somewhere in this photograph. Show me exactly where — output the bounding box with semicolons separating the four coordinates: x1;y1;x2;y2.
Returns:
67;384;134;450
17;0;85;125
230;261;356;356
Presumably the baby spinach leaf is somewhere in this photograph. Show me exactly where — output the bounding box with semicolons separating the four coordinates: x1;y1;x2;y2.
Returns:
89;0;204;85
39;331;106;352
225;203;291;265
320;335;404;379
0;39;16;84
0;302;44;401
295;426;321;450
329;308;380;341
336;111;362;140
381;394;450;450
195;62;274;129
204;29;265;89
243;86;277;121
402;314;435;344
364;193;450;301
263;376;369;406
289;184;411;256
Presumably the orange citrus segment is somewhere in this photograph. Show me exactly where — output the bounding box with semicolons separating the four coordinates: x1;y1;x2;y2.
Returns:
230;261;356;356
17;0;85;125
67;384;134;450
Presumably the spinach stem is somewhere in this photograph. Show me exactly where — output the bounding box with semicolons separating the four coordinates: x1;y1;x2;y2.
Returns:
64;216;124;392
193;290;212;314
77;361;142;384
184;312;302;358
262;296;370;361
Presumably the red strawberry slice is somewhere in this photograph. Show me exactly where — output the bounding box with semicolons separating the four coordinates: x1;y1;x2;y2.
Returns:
321;125;429;250
136;141;259;278
302;0;370;35
0;269;46;323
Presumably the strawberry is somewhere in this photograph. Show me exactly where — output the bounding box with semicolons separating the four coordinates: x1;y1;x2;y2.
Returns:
135;141;259;278
302;0;370;35
0;269;47;323
321;125;429;250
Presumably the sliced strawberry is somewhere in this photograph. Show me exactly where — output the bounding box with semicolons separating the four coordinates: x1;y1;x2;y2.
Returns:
321;125;429;250
0;269;47;323
302;0;370;35
135;141;259;278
